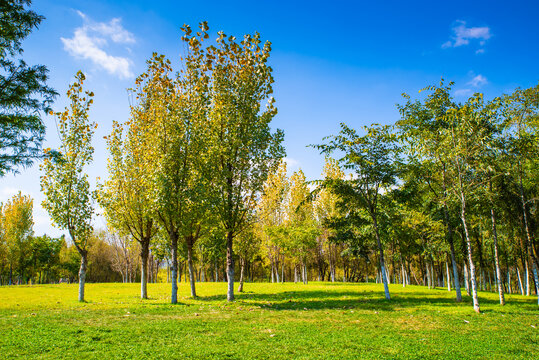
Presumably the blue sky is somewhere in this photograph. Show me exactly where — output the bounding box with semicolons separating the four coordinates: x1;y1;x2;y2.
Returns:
1;0;538;237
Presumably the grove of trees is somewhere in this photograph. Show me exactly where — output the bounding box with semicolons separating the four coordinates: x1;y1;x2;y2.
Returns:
1;1;538;314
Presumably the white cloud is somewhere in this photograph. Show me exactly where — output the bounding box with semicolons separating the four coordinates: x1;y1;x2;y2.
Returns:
283;157;299;168
454;89;473;97
468;74;488;87
443;20;491;50
61;11;135;79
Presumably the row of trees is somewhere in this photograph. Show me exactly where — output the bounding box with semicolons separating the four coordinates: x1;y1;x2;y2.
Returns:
0;192;153;285
39;23;284;303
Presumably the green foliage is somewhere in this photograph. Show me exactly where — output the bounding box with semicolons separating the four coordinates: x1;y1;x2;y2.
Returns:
40;71;95;252
0;0;57;175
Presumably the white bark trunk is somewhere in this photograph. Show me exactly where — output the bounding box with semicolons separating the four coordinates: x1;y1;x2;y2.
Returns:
78;252;87;302
517;267;524;295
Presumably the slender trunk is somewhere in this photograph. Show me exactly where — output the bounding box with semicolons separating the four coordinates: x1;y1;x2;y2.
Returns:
446;261;451;291
281;258;285;284
170;231;178;304
238;257;245;292
517;266;524;295
78;250;87;302
525;259;530;296
463;261;470;296
507;271;511;294
294;265;298;283
453;152;480;312
226;231;235;301
442;169;462;302
461;206;480;312
426;262;431;289
490;207;505;305
187;239;197;298
9;264;12;286
372;214;390;300
140;239;150;300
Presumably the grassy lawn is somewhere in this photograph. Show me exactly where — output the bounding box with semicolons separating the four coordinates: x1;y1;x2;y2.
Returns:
0;282;537;359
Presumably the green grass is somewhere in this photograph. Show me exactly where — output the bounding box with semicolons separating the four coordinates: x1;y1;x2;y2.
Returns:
0;282;537;359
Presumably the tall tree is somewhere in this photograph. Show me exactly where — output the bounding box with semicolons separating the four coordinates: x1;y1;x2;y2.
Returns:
315;157;345;282
287;169;319;284
502;85;539;303
314;123;399;300
0;0;57;175
397;80;463;302
40;71;95;302
98;119;157;299
257;161;288;283
444;93;498;313
201;27;285;301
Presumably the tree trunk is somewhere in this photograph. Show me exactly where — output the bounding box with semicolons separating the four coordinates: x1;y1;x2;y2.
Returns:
170;231;179;304
372;215;390;300
525;259;530;296
517;266;524;295
461;206;480;312
226;231;235;302
281;257;285;283
187;238;197;298
490;207;505;305
442;168;462;302
140;239;150;300
446;261;451;291
238;257;245;292
78;250;87;302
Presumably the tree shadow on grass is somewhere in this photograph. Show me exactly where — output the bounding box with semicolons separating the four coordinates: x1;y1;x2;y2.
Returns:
196;286;537;313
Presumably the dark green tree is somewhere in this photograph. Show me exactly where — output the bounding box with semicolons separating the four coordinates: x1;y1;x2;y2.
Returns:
0;0;57;176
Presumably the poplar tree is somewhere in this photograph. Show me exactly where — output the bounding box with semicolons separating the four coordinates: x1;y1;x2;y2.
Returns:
40;71;95;302
201;27;285;301
98;119;157;299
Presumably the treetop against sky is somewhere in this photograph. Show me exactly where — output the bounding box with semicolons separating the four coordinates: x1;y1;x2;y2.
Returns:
0;0;538;237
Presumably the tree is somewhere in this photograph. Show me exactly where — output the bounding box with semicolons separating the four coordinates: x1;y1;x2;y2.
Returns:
444;93;499;313
40;71;95;302
315;157;345;282
202;27;285;301
502;85;539;304
397;81;463;302
1;191;33;284
257;160;288;283
287;170;319;284
0;0;57;175
98;118;157;299
314;123;399;300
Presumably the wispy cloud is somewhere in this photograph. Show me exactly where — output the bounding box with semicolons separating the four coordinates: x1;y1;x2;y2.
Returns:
454;73;488;97
61;11;135;79
442;20;491;51
467;74;488;87
454;89;473;97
